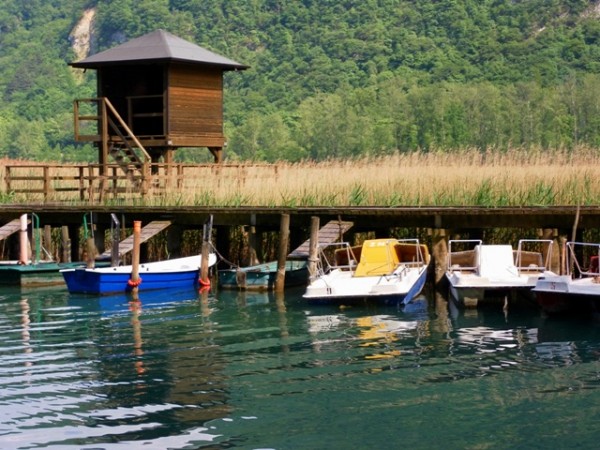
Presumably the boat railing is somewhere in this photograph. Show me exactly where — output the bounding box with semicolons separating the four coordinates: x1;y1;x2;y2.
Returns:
447;239;481;273
566;242;600;277
515;239;554;274
315;242;359;277
394;238;430;268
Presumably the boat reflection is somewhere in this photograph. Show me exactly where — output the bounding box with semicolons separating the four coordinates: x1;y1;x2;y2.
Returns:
67;287;201;314
305;297;430;359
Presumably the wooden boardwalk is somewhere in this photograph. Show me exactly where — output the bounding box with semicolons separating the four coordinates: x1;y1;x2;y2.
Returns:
288;220;354;259
0;205;596;231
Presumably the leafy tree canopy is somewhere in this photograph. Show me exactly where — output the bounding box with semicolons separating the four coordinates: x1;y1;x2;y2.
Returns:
1;0;600;161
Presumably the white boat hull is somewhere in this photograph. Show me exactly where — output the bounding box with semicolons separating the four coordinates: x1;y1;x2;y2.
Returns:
304;266;428;305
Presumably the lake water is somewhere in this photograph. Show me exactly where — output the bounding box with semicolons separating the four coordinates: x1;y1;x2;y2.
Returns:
1;285;599;449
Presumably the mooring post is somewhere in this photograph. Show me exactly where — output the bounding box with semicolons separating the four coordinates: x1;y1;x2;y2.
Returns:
130;220;142;293
275;213;290;293
61;226;71;263
432;228;448;287
85;237;96;268
308;216;320;277
18;214;28;264
199;215;213;289
247;213;260;266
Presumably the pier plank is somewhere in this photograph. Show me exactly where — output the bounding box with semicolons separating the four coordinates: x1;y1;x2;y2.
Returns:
0;219;23;241
288;220;353;259
97;220;172;260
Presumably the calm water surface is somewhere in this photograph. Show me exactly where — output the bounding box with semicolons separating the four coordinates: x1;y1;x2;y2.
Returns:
1;285;599;449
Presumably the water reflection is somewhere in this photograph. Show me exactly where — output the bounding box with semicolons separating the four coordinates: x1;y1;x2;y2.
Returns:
0;285;599;448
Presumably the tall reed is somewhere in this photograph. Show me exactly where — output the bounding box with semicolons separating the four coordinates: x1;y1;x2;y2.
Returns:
2;147;599;206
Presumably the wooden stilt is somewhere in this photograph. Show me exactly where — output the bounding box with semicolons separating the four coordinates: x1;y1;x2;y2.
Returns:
18;214;28;264
432;228;448;287
61;226;71;263
85;237;96;268
247;213;260;266
308;216;320;277
275;214;290;293
130;221;142;293
199;215;213;289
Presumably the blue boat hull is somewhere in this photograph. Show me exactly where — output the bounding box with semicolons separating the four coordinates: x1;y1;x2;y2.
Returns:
62;268;201;295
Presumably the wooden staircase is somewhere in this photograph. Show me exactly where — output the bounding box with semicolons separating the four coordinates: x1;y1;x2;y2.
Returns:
74;97;152;192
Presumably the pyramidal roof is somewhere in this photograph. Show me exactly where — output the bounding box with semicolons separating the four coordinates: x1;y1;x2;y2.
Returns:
70;29;248;70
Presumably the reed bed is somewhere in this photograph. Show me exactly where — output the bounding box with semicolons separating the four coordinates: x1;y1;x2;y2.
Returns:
2;148;600;206
148;147;600;207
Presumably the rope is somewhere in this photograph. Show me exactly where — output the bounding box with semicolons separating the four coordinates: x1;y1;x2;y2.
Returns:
209;241;239;269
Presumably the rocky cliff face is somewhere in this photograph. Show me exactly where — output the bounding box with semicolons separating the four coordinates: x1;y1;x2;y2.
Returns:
69;8;96;62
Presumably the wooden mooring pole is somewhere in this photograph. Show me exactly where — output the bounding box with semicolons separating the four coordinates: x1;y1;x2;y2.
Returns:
308;216;320;277
18;214;28;264
61;226;71;263
432;228;448;287
275;213;290;293
199;215;213;290
130;220;142;293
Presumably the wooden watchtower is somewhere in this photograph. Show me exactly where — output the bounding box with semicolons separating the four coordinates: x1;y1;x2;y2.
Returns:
70;30;248;180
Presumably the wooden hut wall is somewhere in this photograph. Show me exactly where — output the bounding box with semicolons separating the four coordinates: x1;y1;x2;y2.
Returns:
167;64;225;147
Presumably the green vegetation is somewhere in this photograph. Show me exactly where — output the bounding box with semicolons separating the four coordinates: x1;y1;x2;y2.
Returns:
1;1;600;162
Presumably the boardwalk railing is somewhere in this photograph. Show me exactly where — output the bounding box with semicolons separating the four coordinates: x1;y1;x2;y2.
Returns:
3;163;279;202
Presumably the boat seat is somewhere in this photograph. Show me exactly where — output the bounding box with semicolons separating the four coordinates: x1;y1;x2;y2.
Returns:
477;245;518;279
448;249;477;272
334;246;361;269
515;250;544;272
395;243;430;266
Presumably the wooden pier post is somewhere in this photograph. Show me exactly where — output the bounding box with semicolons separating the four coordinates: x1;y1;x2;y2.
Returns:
275;213;290;293
308;216;320;277
61;226;71;263
85;237;96;268
130;220;142;293
199;215;213;289
247;213;260;266
18;214;28;264
432;228;448;287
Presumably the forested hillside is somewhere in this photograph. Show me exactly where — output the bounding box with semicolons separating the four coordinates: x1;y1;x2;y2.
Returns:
1;0;600;162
